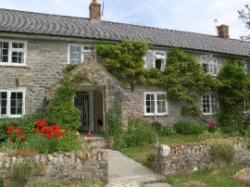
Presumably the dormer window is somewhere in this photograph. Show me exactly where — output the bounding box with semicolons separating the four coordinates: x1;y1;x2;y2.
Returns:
144;50;166;71
69;44;94;64
200;55;219;76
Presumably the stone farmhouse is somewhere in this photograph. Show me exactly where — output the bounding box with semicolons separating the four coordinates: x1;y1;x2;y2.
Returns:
0;0;250;134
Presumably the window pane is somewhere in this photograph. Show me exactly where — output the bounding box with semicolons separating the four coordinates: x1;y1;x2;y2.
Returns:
12;52;24;64
0;92;7;115
10;92;23;115
70;45;81;64
202;95;210;113
157;94;167;113
202;63;209;73
145;94;155;113
12;42;24;49
0;42;9;63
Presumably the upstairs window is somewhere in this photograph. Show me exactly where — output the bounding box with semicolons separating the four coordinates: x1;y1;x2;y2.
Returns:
0;89;25;118
201;93;218;115
239;61;250;74
69;44;94;64
144;92;168;116
0;41;26;66
144;50;166;71
200;55;219;76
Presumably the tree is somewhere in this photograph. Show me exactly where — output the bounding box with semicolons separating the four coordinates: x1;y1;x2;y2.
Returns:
217;61;250;132
238;4;250;40
162;49;217;116
96;40;149;87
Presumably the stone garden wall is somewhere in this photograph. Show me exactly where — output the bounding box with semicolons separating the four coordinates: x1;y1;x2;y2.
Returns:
152;141;250;176
0;149;108;183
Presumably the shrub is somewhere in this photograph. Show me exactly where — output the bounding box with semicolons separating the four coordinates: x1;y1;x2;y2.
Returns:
151;121;162;134
210;140;235;163
64;64;77;73
9;161;33;186
161;125;176;136
125;121;157;147
173;121;204;135
47;77;81;131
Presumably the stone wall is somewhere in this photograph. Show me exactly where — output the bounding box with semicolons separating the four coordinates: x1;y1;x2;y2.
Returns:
152;142;250;176
0;149;108;182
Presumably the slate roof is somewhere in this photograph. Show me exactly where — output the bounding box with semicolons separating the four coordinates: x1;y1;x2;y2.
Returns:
0;8;249;57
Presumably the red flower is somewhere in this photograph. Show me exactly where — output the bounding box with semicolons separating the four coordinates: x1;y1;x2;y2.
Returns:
6;127;14;135
20;136;26;142
40;126;51;134
15;128;23;136
47;133;54;140
35;121;48;127
52;125;60;131
54;129;64;137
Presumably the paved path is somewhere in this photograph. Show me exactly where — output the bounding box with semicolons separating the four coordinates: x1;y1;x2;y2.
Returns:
108;150;171;187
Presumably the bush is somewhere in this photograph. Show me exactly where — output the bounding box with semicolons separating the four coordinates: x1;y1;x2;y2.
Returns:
125;121;157;147
161;125;176;136
151;121;162;134
210;140;235;163
173;121;204;135
47;77;81;131
9;161;33;186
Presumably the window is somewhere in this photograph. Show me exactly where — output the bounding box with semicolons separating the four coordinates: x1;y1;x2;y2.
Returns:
243;100;250;113
201;94;217;115
0;89;25;118
144;50;166;71
69;44;94;64
144;92;168;116
200;55;219;75
0;41;26;66
239;61;250;74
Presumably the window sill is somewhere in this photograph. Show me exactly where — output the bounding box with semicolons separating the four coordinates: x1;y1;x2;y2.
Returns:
144;113;169;117
202;113;216;116
0;63;27;68
0;115;24;119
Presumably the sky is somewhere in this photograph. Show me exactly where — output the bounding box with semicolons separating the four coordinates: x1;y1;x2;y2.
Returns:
0;0;249;39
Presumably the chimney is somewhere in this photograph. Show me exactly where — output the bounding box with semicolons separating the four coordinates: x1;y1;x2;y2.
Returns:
89;0;101;21
217;24;229;39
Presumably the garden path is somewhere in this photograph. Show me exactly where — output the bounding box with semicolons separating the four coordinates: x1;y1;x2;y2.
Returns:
107;150;171;187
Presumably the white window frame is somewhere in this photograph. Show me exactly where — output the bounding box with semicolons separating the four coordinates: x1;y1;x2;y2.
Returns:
200;55;219;76
243;100;250;113
68;44;94;64
144;92;169;116
0;40;27;67
0;88;26;118
144;50;166;71
201;93;218;115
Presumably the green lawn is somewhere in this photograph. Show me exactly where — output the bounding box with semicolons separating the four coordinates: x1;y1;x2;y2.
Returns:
120;131;238;166
167;164;250;187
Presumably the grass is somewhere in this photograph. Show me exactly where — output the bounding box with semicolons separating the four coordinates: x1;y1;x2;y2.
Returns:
120;130;238;166
167;163;250;187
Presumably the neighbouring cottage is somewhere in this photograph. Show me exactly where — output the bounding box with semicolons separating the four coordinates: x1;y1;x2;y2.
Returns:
0;0;250;134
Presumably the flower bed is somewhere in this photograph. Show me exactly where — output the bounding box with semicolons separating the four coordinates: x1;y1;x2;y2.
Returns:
0;120;81;154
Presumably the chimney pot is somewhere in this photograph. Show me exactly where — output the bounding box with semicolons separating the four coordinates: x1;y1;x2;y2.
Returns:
89;0;101;21
217;24;229;39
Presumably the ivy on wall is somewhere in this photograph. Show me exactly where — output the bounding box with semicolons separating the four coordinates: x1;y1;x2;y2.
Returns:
162;49;218;116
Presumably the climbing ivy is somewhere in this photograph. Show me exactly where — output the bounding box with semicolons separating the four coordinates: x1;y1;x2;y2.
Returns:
217;60;250;132
96;40;149;87
162;49;218;116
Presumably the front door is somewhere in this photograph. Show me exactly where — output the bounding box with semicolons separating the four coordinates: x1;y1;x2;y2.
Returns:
74;92;90;132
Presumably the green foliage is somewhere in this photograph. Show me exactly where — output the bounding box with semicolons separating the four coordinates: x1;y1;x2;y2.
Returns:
210;140;235;163
162;48;217;116
144;68;164;86
23;133;81;154
9;161;33;187
64;64;77;73
151;121;162;134
96;40;149;87
47;77;81;131
125;121;157;147
217;61;250;133
161;125;177;136
173;121;204;135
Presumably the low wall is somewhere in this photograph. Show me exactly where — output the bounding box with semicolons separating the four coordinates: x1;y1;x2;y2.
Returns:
152;141;250;175
0;149;108;183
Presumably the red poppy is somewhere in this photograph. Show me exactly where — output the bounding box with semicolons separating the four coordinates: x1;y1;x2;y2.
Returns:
52;125;60;131
35;121;48;127
6;127;14;135
40;126;51;134
54;129;64;137
20;136;26;142
15;128;23;136
47;133;54;140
